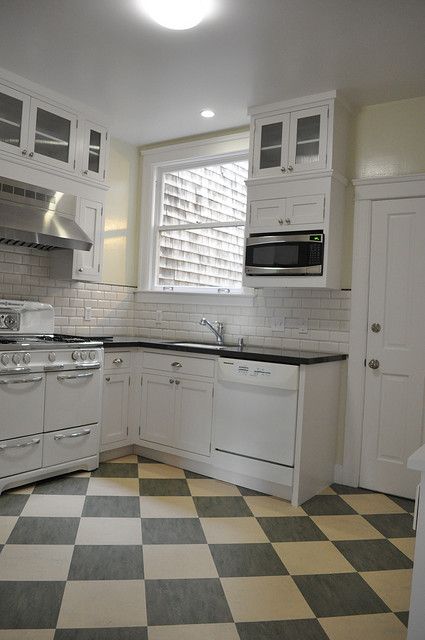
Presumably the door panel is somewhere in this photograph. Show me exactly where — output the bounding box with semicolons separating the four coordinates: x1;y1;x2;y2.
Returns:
252;114;290;178
0;83;30;155
174;379;213;456
28;98;77;171
140;374;175;446
360;198;425;497
101;373;129;445
82;121;108;181
288;106;328;172
73;200;103;280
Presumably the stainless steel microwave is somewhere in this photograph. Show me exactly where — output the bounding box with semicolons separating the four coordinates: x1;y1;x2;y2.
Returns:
245;231;324;276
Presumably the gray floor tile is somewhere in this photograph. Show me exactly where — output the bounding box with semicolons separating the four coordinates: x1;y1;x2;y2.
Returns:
395;611;409;627
237;486;267;496
209;543;287;577
7;517;80;544
33;476;89;495
142;518;207;544
331;484;374;495
91;463;139;478
137;456;156;463
293;572;390;617
0;581;65;628
194;497;253;518
364;513;415;538
302;495;357;516
68;545;144;580
82;496;140;517
184;470;212;479
388;496;415;514
258;516;328;542
54;629;147;639
139;479;190;496
237;619;329;640
334;539;413;571
0;494;29;516
145;578;233;625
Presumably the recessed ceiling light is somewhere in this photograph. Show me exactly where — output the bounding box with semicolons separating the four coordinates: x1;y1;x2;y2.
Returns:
201;109;215;118
140;0;213;30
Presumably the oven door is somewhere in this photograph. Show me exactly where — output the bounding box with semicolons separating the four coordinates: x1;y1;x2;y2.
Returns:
44;366;101;432
0;372;45;439
245;233;323;276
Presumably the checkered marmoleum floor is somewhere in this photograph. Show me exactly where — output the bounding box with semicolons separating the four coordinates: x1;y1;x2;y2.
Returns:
0;455;415;639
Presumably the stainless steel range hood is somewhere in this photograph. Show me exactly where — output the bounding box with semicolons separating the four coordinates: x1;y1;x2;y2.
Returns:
0;177;92;251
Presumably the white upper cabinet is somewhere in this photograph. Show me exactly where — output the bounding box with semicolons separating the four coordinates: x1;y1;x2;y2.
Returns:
0;75;109;184
73;199;104;280
253;113;290;178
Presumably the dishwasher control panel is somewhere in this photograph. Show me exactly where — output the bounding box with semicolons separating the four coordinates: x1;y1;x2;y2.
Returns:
217;358;299;390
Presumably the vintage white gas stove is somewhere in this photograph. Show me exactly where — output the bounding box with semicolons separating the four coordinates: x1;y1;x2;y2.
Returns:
0;300;103;494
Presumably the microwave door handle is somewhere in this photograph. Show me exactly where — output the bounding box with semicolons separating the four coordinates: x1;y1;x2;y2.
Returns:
246;235;317;246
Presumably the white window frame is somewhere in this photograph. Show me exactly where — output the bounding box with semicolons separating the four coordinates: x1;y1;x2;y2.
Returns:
138;131;254;305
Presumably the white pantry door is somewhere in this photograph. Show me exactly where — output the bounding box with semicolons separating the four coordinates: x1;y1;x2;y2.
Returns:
360;197;425;498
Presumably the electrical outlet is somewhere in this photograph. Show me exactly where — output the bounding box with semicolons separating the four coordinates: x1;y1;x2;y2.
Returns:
297;321;308;335
270;317;285;331
155;309;163;325
84;306;92;321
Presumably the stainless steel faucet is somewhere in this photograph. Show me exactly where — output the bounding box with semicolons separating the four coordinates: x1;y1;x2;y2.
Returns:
200;317;224;345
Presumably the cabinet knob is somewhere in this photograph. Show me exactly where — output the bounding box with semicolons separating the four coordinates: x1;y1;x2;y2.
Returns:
28;151;34;158
105;376;110;382
288;165;294;172
78;268;84;272
280;166;286;173
113;357;123;365
175;379;180;385
83;170;88;175
278;218;283;225
21;149;27;156
171;361;182;368
169;378;175;384
285;218;291;224
371;323;381;333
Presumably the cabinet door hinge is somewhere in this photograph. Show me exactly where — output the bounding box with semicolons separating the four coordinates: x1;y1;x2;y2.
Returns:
101;206;104;216
106;131;108;141
364;358;366;367
103;169;106;179
73;160;76;169
98;263;100;272
140;376;143;386
128;376;131;386
76;119;79;129
126;426;129;435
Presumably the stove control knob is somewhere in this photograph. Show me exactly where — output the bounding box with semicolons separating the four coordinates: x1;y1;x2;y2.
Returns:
48;352;56;362
81;351;88;361
89;351;96;360
72;351;80;361
12;353;21;365
1;353;9;366
23;353;31;364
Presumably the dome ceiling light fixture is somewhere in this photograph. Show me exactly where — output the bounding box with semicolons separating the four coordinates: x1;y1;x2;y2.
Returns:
140;0;213;30
200;109;215;118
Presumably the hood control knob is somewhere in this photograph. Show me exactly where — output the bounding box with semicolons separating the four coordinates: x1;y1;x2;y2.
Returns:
81;351;88;360
12;353;21;365
23;353;31;364
48;352;56;362
72;351;80;361
89;351;96;360
1;354;9;365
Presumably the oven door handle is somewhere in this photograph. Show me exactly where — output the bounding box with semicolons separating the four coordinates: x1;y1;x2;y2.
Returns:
0;375;43;385
75;363;101;370
0;437;41;451
57;372;94;381
54;428;91;440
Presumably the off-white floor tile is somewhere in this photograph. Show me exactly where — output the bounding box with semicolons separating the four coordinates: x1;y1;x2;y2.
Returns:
341;494;405;514
201;517;268;544
143;544;218;579
221;575;314;622
390;537;416;561
311;515;384;540
87;477;140;496
140;496;197;518
319;613;407;640
320;486;337;495
69;470;91;477
7;484;35;494
20;495;85;518
0;517;17;544
76;517;142;545
139;463;186;479
57;580;146;628
361;569;412;612
244;496;305;517
0;545;73;581
0;631;55;639
188;479;241;497
273;541;355;575
148;623;240;640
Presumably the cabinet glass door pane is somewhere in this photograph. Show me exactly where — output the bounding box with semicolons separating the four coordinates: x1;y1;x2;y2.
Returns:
0;91;23;147
34;108;71;163
260;122;282;169
295;114;320;164
88;129;101;173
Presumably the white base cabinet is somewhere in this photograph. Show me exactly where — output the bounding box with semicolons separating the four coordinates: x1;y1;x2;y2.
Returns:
102;373;130;445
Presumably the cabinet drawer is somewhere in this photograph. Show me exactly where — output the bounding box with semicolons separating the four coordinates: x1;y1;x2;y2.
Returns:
0;434;42;478
44;368;101;432
0;372;45;440
143;351;215;378
286;194;325;226
104;351;131;371
43;423;99;467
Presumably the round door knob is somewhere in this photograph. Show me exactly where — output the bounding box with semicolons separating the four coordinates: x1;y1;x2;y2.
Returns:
368;359;380;370
23;353;31;364
280;166;286;173
288;165;294;171
278;218;284;225
28;151;34;158
21;149;27;156
285;218;291;224
371;323;381;333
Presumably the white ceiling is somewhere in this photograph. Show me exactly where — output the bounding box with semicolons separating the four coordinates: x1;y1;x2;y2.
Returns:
1;0;425;145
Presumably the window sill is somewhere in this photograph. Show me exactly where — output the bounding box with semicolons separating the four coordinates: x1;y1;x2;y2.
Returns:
135;290;256;306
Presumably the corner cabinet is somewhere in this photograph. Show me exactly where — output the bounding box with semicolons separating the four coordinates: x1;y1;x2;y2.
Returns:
0;77;109;185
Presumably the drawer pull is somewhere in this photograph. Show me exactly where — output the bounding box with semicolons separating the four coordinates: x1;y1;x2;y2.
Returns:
54;428;91;441
171;362;182;368
0;376;42;385
113;358;123;365
0;437;40;451
57;372;94;381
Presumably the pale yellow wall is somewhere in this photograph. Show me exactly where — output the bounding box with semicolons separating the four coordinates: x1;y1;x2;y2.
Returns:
354;96;425;178
102;138;140;286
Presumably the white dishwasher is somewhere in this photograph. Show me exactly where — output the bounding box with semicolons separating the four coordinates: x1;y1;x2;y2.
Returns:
213;358;299;467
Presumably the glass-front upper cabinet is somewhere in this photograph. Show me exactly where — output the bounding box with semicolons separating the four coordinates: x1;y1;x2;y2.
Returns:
251;113;290;178
288;105;329;173
0;84;30;156
81;121;108;181
27;98;78;172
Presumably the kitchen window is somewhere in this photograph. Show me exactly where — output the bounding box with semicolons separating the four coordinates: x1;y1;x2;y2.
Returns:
139;132;252;301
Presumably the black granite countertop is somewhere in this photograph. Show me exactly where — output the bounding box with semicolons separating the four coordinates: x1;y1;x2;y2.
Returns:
97;336;347;365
